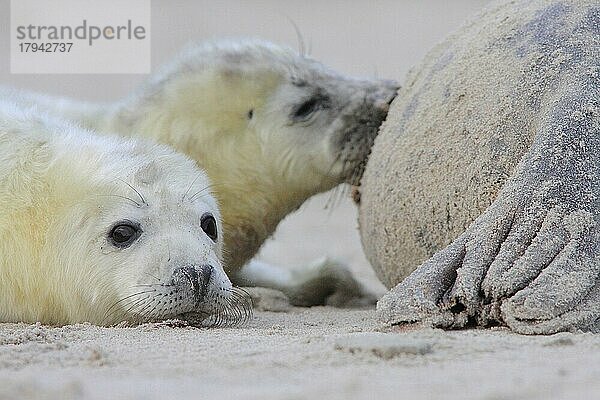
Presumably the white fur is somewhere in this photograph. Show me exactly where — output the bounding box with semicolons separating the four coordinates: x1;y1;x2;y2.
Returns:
0;101;230;325
1;39;397;305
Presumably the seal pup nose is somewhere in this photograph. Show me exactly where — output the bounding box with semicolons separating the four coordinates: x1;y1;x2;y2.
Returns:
195;265;214;294
382;82;400;106
172;265;213;298
385;90;398;105
369;80;400;112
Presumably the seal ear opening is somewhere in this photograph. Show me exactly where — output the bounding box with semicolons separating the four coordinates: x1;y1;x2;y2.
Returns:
247;109;254;119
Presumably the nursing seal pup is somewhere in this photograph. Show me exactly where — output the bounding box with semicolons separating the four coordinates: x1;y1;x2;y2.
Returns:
5;40;398;306
359;0;600;334
0;101;251;326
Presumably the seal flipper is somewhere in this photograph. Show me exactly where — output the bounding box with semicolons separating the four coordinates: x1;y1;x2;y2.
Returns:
235;258;379;307
502;211;600;333
378;73;600;334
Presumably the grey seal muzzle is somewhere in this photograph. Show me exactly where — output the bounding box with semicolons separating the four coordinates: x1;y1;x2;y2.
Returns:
172;265;213;304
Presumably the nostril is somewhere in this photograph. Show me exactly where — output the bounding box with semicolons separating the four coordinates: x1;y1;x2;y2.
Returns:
172;265;213;299
173;266;200;294
197;265;213;293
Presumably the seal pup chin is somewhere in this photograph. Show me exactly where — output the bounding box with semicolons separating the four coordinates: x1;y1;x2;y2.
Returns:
0;101;251;326
2;40;398;305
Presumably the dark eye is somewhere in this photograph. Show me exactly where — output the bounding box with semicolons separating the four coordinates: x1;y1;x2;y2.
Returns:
109;222;142;248
293;98;319;120
201;213;218;242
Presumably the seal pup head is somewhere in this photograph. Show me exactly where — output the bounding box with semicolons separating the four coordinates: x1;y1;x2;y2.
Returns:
80;156;252;327
119;40;398;191
110;40;398;271
0;105;251;326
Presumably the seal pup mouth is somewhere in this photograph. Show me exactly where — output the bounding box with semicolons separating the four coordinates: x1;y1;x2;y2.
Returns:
104;266;253;327
170;265;253;327
147;265;253;327
177;286;253;328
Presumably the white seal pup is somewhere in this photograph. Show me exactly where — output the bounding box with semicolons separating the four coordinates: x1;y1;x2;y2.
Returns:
359;0;599;333
0;101;251;326
3;40;399;306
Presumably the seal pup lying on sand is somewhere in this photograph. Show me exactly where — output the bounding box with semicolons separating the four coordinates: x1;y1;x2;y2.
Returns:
359;0;599;334
0;101;251;326
5;40;398;306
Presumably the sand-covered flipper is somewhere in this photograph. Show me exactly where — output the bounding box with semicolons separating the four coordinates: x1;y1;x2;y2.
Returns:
360;0;600;334
378;72;600;334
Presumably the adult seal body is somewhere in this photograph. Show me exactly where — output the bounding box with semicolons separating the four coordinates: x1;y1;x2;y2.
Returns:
5;40;398;305
359;0;600;334
0;102;250;326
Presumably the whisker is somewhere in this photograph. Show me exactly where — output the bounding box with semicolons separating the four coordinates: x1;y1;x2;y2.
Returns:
189;183;216;203
325;185;339;210
130;299;154;325
103;297;143;326
102;289;156;325
200;287;253;328
117;178;147;206
123;296;153;319
285;16;306;57
97;194;141;208
182;173;204;201
325;151;343;177
140;301;161;324
107;284;254;328
143;272;161;282
103;290;155;317
188;182;227;201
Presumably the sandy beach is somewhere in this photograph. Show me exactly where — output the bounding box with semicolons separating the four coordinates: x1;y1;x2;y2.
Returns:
2;1;598;399
2;305;600;400
1;195;599;400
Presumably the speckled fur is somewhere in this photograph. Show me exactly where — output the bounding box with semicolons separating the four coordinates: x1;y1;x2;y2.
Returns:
360;0;600;334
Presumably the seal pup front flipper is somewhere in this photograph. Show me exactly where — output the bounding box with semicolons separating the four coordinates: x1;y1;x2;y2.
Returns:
378;72;600;334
